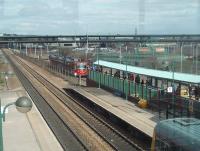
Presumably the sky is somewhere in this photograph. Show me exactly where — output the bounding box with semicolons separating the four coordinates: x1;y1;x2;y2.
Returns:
0;0;200;35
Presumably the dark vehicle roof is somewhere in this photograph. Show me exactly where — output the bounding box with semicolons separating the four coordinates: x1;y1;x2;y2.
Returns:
155;118;200;151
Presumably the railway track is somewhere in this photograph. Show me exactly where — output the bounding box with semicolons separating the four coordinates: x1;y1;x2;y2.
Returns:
3;52;87;151
7;51;144;151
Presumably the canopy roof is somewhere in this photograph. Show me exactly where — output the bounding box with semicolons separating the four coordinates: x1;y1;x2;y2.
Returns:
93;60;200;84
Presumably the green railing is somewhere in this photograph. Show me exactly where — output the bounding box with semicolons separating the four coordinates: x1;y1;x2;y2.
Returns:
89;70;162;101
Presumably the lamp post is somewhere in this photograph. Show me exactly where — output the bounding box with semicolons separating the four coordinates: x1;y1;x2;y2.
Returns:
180;43;183;73
125;46;128;100
119;46;122;64
40;46;43;58
46;43;49;57
171;60;175;118
19;43;21;53
196;44;199;74
34;45;37;58
86;33;88;61
97;47;100;89
25;44;28;56
0;96;33;151
4;75;8;90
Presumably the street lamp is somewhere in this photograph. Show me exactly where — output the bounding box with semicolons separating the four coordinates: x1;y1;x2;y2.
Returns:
180;43;183;72
0;96;33;151
97;47;100;89
196;44;199;74
171;61;175;118
119;46;122;64
4;75;8;90
125;46;128;100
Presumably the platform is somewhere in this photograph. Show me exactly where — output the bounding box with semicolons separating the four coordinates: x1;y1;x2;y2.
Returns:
0;50;63;151
1;90;63;151
71;86;157;137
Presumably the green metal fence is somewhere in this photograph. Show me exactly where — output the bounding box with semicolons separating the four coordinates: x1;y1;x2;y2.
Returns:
89;70;161;101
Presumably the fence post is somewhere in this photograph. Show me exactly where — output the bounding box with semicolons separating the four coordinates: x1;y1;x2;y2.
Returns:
141;84;144;98
158;90;161;119
134;82;136;97
145;85;148;100
166;103;169;119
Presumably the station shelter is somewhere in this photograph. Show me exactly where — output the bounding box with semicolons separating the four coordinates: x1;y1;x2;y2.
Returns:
88;60;200;118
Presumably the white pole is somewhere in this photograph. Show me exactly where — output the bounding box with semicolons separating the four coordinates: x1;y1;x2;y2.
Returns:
35;45;37;58
120;46;122;64
75;35;77;47
97;47;100;89
40;46;42;57
126;46;128;72
125;46;128;100
20;43;21;52
173;45;176;72
57;42;60;56
47;43;49;56
192;43;194;73
32;43;34;56
26;44;28;56
86;33;88;61
180;43;183;72
196;44;198;74
168;44;170;59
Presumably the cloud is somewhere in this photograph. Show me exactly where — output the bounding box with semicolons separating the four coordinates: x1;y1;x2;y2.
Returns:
0;0;199;34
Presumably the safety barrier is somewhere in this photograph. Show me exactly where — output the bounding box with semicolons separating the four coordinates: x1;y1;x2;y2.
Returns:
89;70;162;101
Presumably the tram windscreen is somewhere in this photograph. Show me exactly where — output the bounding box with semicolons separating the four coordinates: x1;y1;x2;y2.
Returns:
78;63;86;69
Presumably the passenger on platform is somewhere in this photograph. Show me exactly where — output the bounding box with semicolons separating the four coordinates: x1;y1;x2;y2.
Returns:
96;66;99;72
91;65;95;71
97;66;101;72
129;74;134;81
141;79;144;85
122;71;126;79
123;74;127;80
114;70;120;78
194;86;200;100
189;84;192;99
165;65;169;71
175;85;181;96
198;87;200;100
194;86;198;100
146;78;152;86
100;66;103;72
135;75;140;84
160;82;165;96
146;79;150;86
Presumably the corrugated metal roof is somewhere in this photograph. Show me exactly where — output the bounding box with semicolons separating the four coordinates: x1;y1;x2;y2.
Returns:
93;60;200;84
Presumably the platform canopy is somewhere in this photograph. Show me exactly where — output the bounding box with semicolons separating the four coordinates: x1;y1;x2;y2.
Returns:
93;60;200;84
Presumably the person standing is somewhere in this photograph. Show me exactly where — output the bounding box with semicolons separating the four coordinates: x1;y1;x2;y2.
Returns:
135;75;140;84
189;84;192;99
